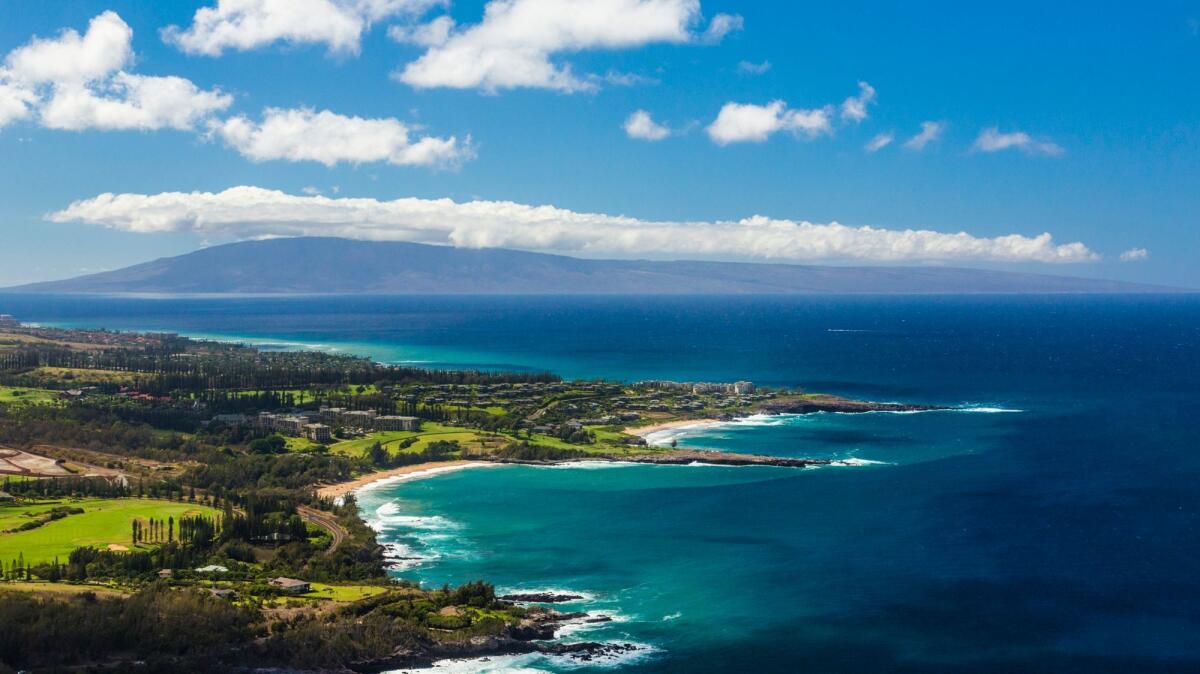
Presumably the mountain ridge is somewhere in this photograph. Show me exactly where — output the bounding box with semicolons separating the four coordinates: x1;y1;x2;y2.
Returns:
5;237;1185;295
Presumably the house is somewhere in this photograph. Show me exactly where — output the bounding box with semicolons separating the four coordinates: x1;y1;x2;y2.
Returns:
195;564;229;574
209;588;237;599
269;577;311;594
157;569;174;579
304;423;332;443
0;491;14;502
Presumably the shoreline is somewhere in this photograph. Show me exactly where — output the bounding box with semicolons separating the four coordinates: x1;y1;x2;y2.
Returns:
316;460;483;500
626;418;721;437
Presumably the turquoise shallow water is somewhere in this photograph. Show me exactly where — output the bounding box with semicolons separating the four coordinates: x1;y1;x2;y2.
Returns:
3;294;1199;672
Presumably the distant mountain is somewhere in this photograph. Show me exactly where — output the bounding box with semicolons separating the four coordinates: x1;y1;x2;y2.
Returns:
5;237;1183;295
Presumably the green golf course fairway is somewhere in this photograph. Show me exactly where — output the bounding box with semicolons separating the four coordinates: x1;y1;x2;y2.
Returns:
0;498;221;565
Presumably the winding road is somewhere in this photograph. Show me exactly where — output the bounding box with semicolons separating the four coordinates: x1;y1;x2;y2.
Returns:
297;505;348;556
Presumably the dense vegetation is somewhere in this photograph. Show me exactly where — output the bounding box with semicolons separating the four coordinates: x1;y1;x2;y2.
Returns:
0;324;773;670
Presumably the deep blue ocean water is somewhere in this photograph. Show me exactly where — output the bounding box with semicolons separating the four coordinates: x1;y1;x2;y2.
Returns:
2;293;1199;672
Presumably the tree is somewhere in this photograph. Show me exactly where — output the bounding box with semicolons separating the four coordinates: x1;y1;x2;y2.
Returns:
249;435;287;454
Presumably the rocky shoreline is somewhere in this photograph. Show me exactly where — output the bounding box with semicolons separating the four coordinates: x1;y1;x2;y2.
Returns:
754;394;948;415
349;607;639;672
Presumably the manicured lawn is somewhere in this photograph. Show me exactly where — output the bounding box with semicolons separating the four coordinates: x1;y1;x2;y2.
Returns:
0;498;221;565
285;436;323;452
0;386;59;405
329;423;482;457
302;582;392;602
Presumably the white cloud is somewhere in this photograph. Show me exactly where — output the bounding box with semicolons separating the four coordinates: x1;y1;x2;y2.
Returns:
840;80;875;123
973;127;1063;156
1;11;231;132
707;100;832;145
623;109;671;140
40;74;232;131
210;107;471;167
387;15;455;47
903;120;943;150
49;186;1100;264
0;82;35;128
1119;247;1149;262
163;0;444;56
698;13;743;44
736;60;771;75
4;10;133;85
864;132;893;153
392;0;725;92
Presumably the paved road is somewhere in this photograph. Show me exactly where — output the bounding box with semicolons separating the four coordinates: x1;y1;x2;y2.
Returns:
297;505;348;556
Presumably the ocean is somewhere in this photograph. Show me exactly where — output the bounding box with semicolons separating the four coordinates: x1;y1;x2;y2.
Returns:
2;293;1198;672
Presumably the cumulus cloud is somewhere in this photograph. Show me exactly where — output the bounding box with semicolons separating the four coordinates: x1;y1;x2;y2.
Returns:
736;60;771;75
163;0;444;56
973;127;1064;156
697;12;744;44
903;120;943;150
40;74;233;131
0;82;36;127
1119;247;1149;262
623;109;671;140
209;107;471;167
707;100;832;145
48;186;1099;264
840;81;875;123
0;11;231;132
864;132;893;153
392;0;728;92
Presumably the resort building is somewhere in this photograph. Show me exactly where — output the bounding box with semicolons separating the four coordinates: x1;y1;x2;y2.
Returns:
376;415;421;431
341;410;377;429
0;314;19;328
304;423;332;443
319;407;346;424
273;416;307;436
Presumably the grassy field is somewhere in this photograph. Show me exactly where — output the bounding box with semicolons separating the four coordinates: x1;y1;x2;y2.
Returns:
0;386;59;405
28;367;139;385
0;498;222;565
329;423;488;457
284;436;323;452
302;582;392;602
0;580;128;596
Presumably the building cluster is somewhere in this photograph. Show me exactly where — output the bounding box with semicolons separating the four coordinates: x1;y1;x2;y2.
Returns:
394;381;619;408
209;406;420;444
0;314;19;329
639;380;756;395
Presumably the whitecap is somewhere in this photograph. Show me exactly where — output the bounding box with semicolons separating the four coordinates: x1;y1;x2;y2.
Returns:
955;406;1023;413
535;460;640;470
355;462;496;496
830;457;891;466
497;587;597;603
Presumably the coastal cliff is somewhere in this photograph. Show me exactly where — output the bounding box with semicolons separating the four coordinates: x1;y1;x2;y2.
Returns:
755;393;947;415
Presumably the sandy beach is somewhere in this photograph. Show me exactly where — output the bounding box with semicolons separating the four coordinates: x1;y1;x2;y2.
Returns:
316;460;482;500
626;418;720;437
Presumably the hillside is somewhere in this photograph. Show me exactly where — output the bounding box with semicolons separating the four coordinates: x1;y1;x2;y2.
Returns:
4;238;1179;294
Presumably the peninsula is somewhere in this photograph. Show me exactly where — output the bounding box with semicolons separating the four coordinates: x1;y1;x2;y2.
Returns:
0;321;937;670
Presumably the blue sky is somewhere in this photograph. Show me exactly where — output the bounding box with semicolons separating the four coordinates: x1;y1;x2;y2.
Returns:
0;0;1197;287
